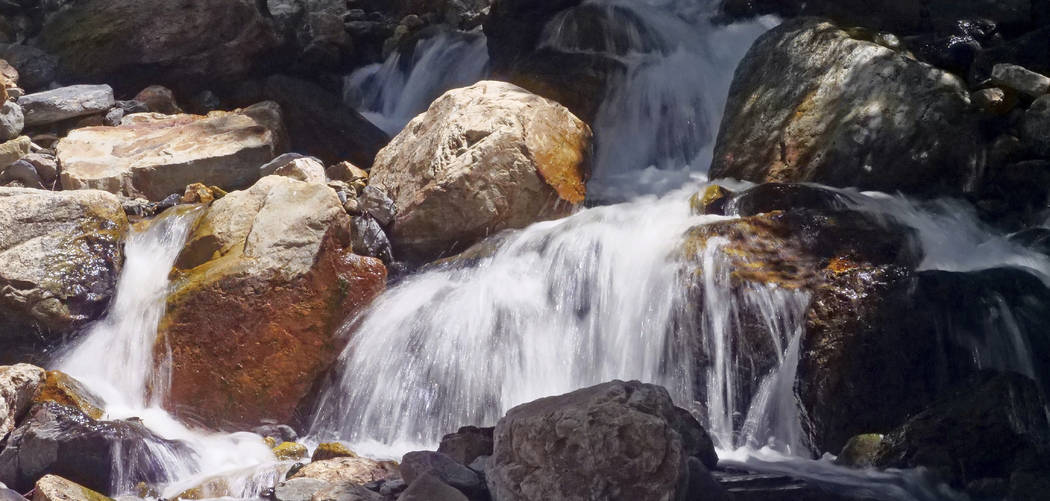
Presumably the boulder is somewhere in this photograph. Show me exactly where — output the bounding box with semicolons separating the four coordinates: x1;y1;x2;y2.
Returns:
1023;95;1050;157
0;102;21;142
370;81;591;263
400;451;483;496
438;426;493;466
0;188;127;353
399;475;468;501
0;45;56;92
0;364;45;442
709;19;979;197
487;380;717;501
31;475;112;501
835;434;884;468
325;162;368;183
36;0;279;93
310;483;382;501
16;85;114;128
991;63;1050;98
157;175;386;428
273;442;309;460
311;443;357;462
0;402;192;493
274;478;329;501
289;456;397;484
133;86;181;115
32;371;105;420
57;101;286;201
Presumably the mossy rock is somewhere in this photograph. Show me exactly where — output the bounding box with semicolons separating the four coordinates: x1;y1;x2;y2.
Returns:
273;441;308;460
311;442;357;462
33;371;105;420
689;184;732;215
835;433;884;468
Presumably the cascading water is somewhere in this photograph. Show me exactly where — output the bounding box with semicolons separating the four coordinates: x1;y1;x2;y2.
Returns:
54;208;280;498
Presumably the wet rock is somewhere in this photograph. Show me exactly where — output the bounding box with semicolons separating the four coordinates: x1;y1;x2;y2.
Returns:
874;372;1050;490
36;0;279;93
289;456;398;484
1022;95;1050;157
712;470;857;501
401;451;482;497
438;426;493;466
720;183;850;218
274;477;329;501
133;86;181;115
180;183;225;205
31;475;112;501
972;87;1017;116
32;371;105;420
310;483;382;501
0;188;127;349
709;19;979;197
57;101;286;201
325;162;368;183
0;402;192;493
274;442;309;461
399;474;467;501
370;81;591;263
0;102;22;142
255;75;389;167
487;380;717;501
350;216;394;264
16;85;114;128
253;423;299;444
0;364;45;442
991;63;1050;99
835;434;884;468
311;443;356;462
158;175;386;429
484;0;582;70
0;45;56;92
500;49;626;124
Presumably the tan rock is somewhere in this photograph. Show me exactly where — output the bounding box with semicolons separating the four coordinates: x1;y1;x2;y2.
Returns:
58;101;286;201
157;176;386;427
0;364;45;442
32;370;105;420
0;136;30;167
370;81;591;262
274;157;326;184
325;161;368;183
290;456;398;484
32;475;112;501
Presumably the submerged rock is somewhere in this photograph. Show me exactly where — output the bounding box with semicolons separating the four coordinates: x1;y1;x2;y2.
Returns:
370;81;591;263
487;380;717;501
710;19;979;196
158;175;386;429
57;101;286;201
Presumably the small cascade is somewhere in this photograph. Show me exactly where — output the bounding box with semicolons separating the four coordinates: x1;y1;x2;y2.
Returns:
344;30;489;135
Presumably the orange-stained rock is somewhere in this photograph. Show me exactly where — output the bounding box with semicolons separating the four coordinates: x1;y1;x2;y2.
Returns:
33;370;105;420
156;175;386;428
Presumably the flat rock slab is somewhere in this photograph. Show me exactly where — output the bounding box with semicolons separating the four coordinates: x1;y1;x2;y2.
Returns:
17;85;114;127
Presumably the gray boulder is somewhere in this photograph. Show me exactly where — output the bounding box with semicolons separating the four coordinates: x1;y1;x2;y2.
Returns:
487;380;718;501
399;474;468;501
273;477;330;501
438;426;493;466
1023;95;1050;157
400;451;482;497
17;85;114;127
991;63;1050;98
709;18;979;196
0;45;56;92
0;102;21;142
309;483;382;501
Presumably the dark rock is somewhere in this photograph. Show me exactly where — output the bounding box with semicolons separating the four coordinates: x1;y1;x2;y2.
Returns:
709;19;979;197
723;183;850;217
1023;95;1050;157
252;422;299;443
971;26;1050;86
498;48;626;124
0;160;42;189
16;85;114;127
713;470;864;501
350;215;394;264
438;426;493;466
0;402;193;493
835;434;884;468
0;101;22;142
398;474;468;501
685;457;732;501
0;45;56;92
133;85;181;115
484;0;582;70
971;87;1017;116
400;451;483;497
992;63;1050;98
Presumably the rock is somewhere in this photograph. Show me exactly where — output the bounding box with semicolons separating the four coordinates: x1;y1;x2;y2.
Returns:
133;86;181;115
309;483;382;501
58;101;286;201
0;487;25;501
487;380;717;501
0;188;127;349
0;402;192;493
0;364;45;442
484;0;583;71
19;153;58;184
0;160;42;189
358;186;395;228
972;87;1017;116
157;176;386;428
874;372;1050;490
274;477;330;501
274;442;309;460
0;102;22;142
437;426;493;466
31;475;112;501
835;434;884;468
312;443;357;462
259;153;307;176
370;81;591;263
289;456;398;485
970;26;1050;86
713;470;856;501
102;108;123;127
398;474;468;501
991;64;1050;99
180;183;225;205
709;19;979;196
401;451;482;496
254;75;389;167
499;48;626;125
0;59;16;89
36;0;279;93
253;423;299;444
350;216;394;264
272;157;327;185
1023;95;1050;157
325;162;368;183
16;85;114;128
0;45;56;92
32;371;105;420
0;136;29;167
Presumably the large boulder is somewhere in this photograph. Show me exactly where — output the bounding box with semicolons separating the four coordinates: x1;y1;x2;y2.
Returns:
0;188;127;358
0;402;192;493
0;365;45;442
709;19;979;197
487;380;718;501
35;0;280;93
156;175;386;428
289;456;398;484
57;102;286;201
370;81;591;263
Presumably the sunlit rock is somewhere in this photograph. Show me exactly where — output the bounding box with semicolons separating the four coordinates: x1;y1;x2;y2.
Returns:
0;364;45;443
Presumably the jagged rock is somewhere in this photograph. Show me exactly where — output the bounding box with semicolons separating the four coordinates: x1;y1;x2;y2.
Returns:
157;176;386;428
289;456;398;485
0;364;45;442
325;162;368;183
401;451;483;497
0;136;29;167
0;102;22;142
271;157;327;185
31;475;112;501
0;402;192;493
36;0;279;93
274;477;329;501
438;426;493;466
370;81;591;263
311;443;356;462
133;86;181;115
16;85;114;127
1023;95;1050;157
487;380;718;501
992;63;1050;98
32;371;105;420
709;19;979;196
398;475;468;501
0;45;56;92
58;101;286;201
0;188;127;350
350;216;394;264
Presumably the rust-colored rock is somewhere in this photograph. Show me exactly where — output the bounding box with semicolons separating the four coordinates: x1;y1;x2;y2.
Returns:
32;371;105;420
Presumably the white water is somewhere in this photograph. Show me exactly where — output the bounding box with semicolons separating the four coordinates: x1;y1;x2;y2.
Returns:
54;209;281;498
